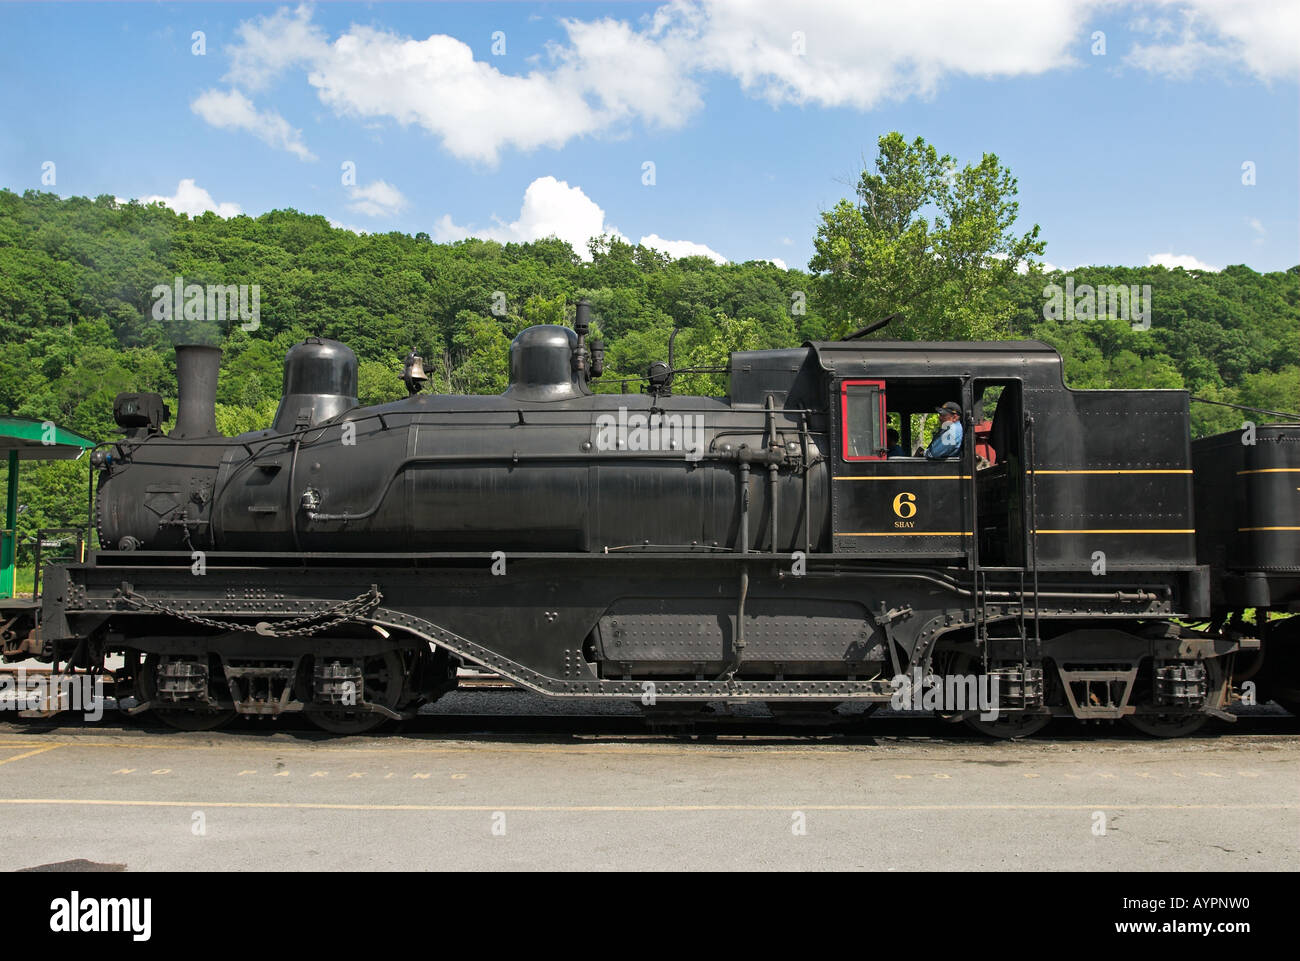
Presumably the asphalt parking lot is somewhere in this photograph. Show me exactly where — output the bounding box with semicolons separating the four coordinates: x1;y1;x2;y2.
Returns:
1;693;1297;871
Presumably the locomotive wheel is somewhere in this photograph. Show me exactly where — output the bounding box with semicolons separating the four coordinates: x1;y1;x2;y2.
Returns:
1123;656;1224;738
154;707;236;731
137;653;235;732
963;710;1052;739
1123;713;1207;738
935;649;1053;739
305;650;406;735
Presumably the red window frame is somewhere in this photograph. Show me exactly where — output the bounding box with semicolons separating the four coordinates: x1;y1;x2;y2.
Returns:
840;379;887;462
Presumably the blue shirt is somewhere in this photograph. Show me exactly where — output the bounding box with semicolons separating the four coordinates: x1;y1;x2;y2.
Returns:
925;419;963;459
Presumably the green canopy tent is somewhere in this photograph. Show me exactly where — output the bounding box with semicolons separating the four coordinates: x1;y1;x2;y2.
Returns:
0;416;98;599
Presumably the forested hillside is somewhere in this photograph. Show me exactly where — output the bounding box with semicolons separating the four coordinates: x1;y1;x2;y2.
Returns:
0;186;1296;543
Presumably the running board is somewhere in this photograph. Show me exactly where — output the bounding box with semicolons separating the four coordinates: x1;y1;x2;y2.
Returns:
363;609;899;701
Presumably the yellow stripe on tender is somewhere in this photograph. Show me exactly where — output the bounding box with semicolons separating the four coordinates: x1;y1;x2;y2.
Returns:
1035;529;1194;535
1237;526;1300;532
1030;469;1192;475
838;531;971;537
1237;468;1300;475
833;470;1193;479
838;529;1196;536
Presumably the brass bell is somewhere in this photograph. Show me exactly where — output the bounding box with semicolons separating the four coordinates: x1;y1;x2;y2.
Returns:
401;350;429;395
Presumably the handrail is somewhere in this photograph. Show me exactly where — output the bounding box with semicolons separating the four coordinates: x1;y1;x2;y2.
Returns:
1;527;90;600
1026;415;1043;658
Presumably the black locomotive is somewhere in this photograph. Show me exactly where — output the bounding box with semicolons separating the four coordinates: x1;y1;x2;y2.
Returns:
5;301;1297;736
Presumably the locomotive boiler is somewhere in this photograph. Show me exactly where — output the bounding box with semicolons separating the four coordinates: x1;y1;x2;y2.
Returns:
98;317;825;557
7;300;1298;736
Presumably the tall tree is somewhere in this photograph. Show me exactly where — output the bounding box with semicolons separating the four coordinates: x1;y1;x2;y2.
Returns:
810;132;1045;340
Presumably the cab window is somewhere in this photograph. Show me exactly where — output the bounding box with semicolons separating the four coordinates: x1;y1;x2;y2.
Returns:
841;380;886;461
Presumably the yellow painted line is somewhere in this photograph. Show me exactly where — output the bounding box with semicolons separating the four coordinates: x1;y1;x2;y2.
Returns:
1237;468;1300;475
0;799;1293;813
1031;469;1192;475
838;531;971;537
0;745;62;767
0;738;1276;765
834;475;970;481
0;739;899;760
1237;527;1300;532
834;470;1193;479
1035;529;1194;535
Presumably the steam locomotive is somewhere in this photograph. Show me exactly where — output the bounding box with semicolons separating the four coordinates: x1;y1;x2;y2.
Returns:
4;301;1297;736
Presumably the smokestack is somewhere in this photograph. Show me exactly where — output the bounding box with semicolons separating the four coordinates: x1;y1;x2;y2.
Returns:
172;345;222;438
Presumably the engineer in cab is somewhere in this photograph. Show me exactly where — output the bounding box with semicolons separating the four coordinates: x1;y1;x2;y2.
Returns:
925;401;963;459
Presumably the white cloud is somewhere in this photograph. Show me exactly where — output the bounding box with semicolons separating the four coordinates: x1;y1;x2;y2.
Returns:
433;176;623;256
140;178;241;218
550;16;703;128
765;257;789;270
640;234;728;264
305;29;601;165
681;0;1092;110
219;9;689;165
225;4;329;91
994;252;1060;274
434;176;727;264
210;2;1298;166
1126;34;1228;78
430;214;471;244
1246;217;1266;245
211;2;1093;165
347;180;407;218
1147;251;1220;271
328;219;370;235
191;88;316;161
1126;0;1300;81
1015;259;1061;274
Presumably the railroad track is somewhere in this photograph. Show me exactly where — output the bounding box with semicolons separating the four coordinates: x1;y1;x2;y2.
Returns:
2;665;1295;738
1;709;1296;739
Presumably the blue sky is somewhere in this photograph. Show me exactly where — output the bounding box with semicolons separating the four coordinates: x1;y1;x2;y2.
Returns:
0;1;1296;272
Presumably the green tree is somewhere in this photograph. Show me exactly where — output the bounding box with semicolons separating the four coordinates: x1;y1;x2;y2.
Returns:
810;132;1045;340
1;182;1296;544
448;313;511;394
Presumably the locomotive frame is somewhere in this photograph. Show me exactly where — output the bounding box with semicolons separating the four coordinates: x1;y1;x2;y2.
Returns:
4;302;1296;737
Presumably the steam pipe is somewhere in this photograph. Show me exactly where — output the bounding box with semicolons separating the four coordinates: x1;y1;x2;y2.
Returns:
800;413;812;554
720;458;752;679
764;396;778;553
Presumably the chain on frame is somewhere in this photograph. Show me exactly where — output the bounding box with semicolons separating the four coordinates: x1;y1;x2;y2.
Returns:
116;585;384;637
